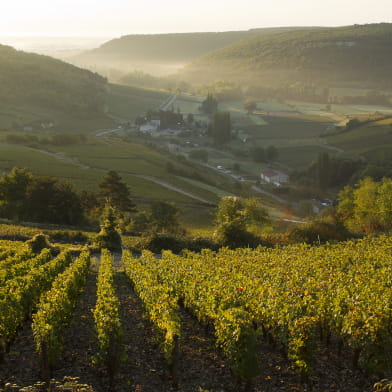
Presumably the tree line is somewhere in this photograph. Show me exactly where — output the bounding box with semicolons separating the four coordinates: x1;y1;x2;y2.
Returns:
292;151;392;192
0;168;185;238
0;168;134;226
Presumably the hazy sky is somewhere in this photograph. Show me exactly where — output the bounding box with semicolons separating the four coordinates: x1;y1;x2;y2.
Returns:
1;0;391;37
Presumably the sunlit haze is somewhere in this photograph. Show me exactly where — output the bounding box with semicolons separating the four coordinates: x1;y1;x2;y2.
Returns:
1;0;391;38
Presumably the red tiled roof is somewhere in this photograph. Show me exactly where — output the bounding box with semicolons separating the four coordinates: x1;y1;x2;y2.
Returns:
261;170;278;178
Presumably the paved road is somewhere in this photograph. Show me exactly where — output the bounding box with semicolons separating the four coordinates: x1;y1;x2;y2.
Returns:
95;128;120;137
158;94;177;111
135;175;214;206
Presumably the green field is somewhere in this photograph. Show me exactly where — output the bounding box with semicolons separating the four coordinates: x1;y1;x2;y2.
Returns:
278;145;336;169
169;96;338;174
174;97;202;113
326;120;392;154
242;115;330;141
0;144;202;204
106;84;171;120
177;94;392;172
0;133;248;212
178;177;235;197
47;138;238;202
0;102;114;133
5;82;391;232
0;145;102;189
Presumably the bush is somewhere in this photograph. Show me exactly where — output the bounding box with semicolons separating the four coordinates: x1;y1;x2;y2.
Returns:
133;234;219;254
287;220;355;244
49;230;89;244
214;223;266;249
134;233;186;254
184;236;219;252
26;233;57;254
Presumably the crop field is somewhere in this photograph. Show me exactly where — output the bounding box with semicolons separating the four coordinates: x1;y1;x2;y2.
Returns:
0;101;114;134
277;145;336;169
105;84;171;120
0;104;43;129
326;121;392;154
329;87;371;97
53;139;232;204
0;144;103;190
1;237;389;391
4;83;391;234
251;99;295;112
174;98;202;114
154;93;392;171
244;115;330;140
206;154;269;178
0;141;218;205
362;146;392;163
243;98;392;118
178;205;215;232
176;177;234;197
54;141;170;177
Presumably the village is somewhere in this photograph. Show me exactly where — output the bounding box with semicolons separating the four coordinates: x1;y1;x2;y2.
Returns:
109;97;334;219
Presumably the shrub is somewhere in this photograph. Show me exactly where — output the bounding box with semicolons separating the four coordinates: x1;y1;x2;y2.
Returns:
132;233;221;254
134;234;186;254
184;236;219;252
49;230;89;243
287;220;354;244
26;233;56;254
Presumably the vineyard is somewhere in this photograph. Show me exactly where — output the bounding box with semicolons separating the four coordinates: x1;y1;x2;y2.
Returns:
0;237;391;391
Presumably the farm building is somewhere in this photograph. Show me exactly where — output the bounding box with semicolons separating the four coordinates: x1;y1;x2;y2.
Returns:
139;120;160;133
260;169;289;187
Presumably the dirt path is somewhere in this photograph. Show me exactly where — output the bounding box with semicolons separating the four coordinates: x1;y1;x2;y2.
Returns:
0;270;101;390
0;256;375;392
176;310;234;392
114;270;237;392
0;313;41;388
52;270;105;391
113;271;172;392
175;312;373;392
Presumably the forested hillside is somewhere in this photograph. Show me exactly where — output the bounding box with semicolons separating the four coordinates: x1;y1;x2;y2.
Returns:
0;44;108;129
182;23;392;89
72;28;307;74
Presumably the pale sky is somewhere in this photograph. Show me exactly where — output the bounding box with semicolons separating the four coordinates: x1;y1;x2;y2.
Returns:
1;0;391;37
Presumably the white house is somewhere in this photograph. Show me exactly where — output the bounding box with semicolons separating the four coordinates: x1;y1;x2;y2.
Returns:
140;120;160;133
260;169;289;187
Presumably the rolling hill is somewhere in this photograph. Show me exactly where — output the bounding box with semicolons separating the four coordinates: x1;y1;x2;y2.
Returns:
71;27;309;76
181;23;392;89
0;44;109;131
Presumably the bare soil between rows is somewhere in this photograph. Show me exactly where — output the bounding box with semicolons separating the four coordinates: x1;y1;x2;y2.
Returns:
0;262;376;392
